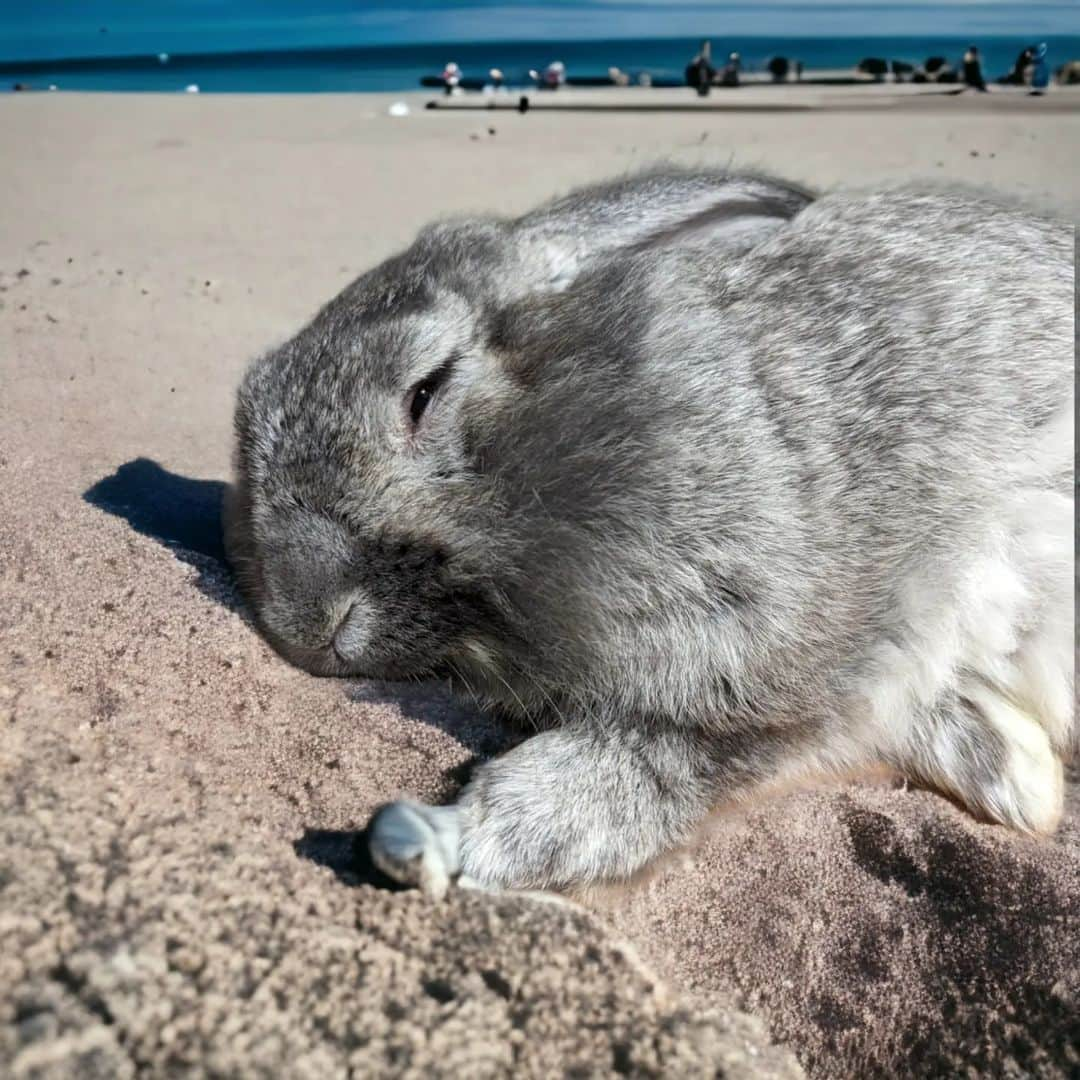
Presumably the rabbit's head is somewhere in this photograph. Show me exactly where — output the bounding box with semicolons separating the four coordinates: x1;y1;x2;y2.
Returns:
227;221;513;678
227;169;813;685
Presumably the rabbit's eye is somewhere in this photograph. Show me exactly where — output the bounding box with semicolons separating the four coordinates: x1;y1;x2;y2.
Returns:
407;354;459;429
410;380;436;425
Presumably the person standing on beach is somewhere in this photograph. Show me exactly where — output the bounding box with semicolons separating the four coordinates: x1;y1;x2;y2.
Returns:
1004;46;1034;85
720;51;741;87
441;61;461;95
962;45;988;91
1030;43;1050;95
685;40;715;97
542;61;566;90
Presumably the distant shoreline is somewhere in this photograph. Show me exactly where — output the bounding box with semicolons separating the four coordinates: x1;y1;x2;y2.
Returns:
2;34;1076;94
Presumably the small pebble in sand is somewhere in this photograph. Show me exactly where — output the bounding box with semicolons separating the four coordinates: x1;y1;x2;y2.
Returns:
51;277;61;285
970;150;979;157
16;268;30;278
488;127;496;135
45;313;59;323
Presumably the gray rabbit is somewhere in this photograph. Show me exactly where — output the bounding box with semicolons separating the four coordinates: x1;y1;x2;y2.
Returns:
227;168;1074;896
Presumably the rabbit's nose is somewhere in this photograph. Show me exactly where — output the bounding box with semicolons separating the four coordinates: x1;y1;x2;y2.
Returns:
331;598;372;664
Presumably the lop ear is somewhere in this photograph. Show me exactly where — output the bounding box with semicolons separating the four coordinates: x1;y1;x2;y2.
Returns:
511;168;814;293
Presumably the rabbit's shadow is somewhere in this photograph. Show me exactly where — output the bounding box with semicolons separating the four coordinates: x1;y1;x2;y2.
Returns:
85;457;515;884
84;457;235;609
294;827;408;890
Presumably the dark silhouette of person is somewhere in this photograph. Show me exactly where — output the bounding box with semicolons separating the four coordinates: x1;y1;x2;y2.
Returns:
1030;42;1050;95
1003;46;1034;85
768;56;790;82
685;40;715;97
962;45;987;91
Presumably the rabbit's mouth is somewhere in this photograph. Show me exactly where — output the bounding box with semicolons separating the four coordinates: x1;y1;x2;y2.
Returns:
264;624;440;682
259;632;350;678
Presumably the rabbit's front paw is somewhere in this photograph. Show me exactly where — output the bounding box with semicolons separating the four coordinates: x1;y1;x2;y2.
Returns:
367;800;462;898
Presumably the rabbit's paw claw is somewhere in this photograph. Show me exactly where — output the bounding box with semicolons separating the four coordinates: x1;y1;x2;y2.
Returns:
367;800;461;898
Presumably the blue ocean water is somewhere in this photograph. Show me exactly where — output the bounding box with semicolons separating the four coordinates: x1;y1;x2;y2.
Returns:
2;36;1077;93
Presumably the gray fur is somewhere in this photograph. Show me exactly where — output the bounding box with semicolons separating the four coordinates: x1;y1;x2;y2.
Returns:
228;169;1075;893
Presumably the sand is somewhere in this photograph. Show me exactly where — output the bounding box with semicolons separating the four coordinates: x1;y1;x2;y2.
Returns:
1;90;1078;1077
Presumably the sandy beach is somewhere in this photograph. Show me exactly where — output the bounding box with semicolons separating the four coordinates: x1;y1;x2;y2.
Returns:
2;89;1078;1076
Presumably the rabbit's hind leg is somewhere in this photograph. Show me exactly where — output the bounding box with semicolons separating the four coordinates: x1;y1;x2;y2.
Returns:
896;678;1064;834
890;484;1072;833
